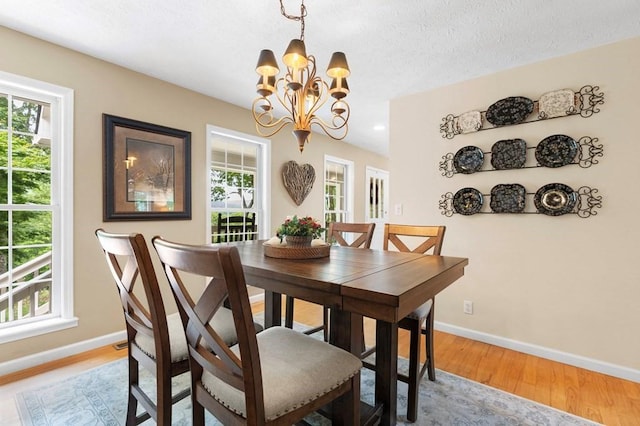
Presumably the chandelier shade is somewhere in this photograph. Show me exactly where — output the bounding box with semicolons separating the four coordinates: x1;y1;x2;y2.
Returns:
326;52;350;78
252;0;351;153
256;49;280;76
283;39;308;69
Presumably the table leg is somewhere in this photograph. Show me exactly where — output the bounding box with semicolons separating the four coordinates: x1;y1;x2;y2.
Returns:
376;320;398;426
263;290;281;328
330;309;361;425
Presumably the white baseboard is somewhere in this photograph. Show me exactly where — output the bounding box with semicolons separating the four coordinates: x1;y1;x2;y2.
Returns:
435;320;640;383
1;294;267;377
4;297;637;384
0;330;127;376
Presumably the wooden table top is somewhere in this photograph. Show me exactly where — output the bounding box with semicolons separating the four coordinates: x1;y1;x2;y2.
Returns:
234;240;469;323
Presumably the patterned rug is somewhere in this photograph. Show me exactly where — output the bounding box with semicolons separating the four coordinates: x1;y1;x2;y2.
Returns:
16;354;598;425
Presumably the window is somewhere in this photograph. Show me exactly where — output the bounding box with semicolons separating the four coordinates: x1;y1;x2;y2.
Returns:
207;126;270;244
324;156;354;227
0;71;75;343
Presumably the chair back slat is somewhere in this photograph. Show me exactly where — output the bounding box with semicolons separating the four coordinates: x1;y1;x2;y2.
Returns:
383;224;446;255
327;222;376;248
152;237;265;415
95;229;171;361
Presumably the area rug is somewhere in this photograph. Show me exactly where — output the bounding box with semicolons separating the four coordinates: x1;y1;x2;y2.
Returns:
16;354;598;426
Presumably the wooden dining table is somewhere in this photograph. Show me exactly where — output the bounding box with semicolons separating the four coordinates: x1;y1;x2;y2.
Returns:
233;240;469;426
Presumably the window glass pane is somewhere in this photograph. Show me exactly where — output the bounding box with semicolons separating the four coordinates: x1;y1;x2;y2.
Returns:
9;247;52;321
210;169;226;208
12;135;50;171
0;211;7;248
12;211;52;247
0;133;7;168
0;94;7;130
11;97;40;133
0;170;7;204
0;248;7;275
12;171;51;204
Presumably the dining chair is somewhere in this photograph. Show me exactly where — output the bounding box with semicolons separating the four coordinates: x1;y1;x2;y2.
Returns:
95;229;247;425
152;236;362;425
215;212;256;243
363;223;446;423
284;222;375;342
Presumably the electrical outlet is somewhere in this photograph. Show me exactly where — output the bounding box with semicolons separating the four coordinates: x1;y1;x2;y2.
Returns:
463;300;473;315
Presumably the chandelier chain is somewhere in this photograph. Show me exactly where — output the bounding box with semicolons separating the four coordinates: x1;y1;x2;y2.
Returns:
279;0;306;40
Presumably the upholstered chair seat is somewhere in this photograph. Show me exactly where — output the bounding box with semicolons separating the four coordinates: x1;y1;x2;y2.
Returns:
134;309;239;362
405;299;433;321
202;326;362;421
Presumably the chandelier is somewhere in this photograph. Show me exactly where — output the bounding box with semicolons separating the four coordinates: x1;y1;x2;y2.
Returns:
253;0;351;153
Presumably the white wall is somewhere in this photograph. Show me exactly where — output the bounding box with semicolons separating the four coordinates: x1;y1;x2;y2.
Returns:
389;37;640;379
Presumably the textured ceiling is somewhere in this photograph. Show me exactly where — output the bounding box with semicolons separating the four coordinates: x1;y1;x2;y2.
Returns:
1;1;639;156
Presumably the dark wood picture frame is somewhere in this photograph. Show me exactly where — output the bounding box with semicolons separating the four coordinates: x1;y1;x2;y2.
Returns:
103;114;191;221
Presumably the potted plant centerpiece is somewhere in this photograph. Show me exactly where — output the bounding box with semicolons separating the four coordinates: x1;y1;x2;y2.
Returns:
277;215;325;247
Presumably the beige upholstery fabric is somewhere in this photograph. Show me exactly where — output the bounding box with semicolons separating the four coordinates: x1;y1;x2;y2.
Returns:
135;308;238;362
201;326;362;421
406;299;433;321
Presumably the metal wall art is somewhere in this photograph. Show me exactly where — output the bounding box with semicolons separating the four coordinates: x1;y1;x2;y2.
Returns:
439;184;602;218
282;161;316;206
439;85;605;139
439;136;603;177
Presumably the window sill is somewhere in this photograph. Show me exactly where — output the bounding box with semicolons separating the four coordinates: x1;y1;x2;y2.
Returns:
0;317;79;344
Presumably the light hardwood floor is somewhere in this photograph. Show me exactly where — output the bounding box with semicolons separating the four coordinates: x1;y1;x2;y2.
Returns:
1;300;639;425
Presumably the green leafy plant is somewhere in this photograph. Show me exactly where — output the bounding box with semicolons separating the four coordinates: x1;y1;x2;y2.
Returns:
277;215;325;239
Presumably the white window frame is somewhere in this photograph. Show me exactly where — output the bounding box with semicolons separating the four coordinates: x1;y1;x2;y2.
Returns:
323;155;355;226
206;125;270;242
0;71;76;343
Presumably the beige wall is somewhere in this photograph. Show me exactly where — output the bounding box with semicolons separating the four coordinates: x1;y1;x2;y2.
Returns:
0;26;388;363
389;37;640;374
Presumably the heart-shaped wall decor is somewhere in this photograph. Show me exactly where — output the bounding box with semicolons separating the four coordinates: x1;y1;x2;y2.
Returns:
282;161;315;206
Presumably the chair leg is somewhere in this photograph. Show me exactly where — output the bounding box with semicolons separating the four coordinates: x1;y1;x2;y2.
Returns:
424;307;436;381
157;363;172;425
407;318;421;423
192;397;205;426
284;295;295;329
322;306;330;342
126;356;139;425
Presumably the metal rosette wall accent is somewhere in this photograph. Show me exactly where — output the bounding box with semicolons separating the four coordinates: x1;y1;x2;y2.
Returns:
439;184;602;218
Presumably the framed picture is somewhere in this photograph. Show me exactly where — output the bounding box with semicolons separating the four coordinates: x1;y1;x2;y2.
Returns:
103;114;191;221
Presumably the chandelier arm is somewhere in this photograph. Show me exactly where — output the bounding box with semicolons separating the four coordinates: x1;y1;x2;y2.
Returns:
309;105;350;131
252;97;293;131
303;76;329;122
270;76;298;120
309;117;349;141
255;120;292;138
